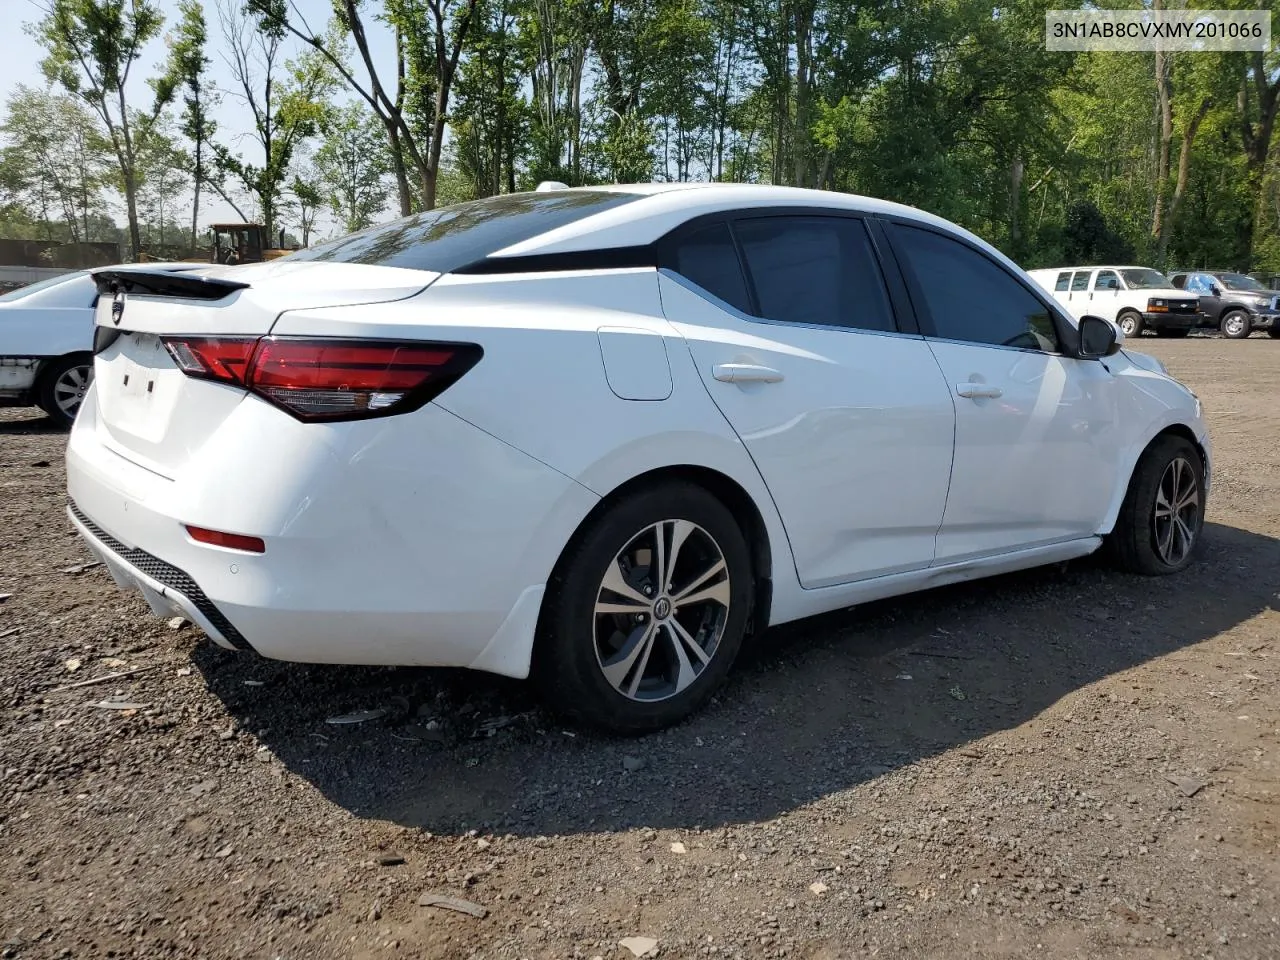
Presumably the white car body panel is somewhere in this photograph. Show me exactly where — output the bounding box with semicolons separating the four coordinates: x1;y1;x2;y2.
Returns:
659;271;955;587
0;272;96;399
924;339;1123;561
64;184;1211;685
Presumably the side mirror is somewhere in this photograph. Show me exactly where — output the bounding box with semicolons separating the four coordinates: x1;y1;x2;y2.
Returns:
1079;314;1122;358
1211;284;1223;297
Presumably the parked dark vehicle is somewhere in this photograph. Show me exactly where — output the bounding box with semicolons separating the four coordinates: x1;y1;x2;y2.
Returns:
1169;270;1280;340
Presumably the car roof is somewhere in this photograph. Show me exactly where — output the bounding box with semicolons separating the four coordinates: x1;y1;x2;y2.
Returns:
491;182;1008;267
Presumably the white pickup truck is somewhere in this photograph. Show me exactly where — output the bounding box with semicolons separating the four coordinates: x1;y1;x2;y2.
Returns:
1027;265;1202;338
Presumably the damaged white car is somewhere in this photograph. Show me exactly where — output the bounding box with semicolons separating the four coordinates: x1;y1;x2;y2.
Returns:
0;271;97;428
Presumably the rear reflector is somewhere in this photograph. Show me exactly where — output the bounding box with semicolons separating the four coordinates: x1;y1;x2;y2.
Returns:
186;525;266;553
161;336;482;422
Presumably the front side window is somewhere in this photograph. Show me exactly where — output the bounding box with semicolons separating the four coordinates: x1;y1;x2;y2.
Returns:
1218;272;1265;292
892;224;1059;353
286;190;643;273
733;216;896;332
1094;270;1120;291
1070;271;1091;292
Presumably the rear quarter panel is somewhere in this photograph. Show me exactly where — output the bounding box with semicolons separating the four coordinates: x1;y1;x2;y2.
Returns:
272;268;799;613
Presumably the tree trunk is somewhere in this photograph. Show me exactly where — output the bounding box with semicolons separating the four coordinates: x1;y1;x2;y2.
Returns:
1151;0;1173;243
1157;97;1213;264
1009;157;1025;252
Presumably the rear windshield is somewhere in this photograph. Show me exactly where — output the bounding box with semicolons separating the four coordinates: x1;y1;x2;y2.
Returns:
286;190;643;273
0;271;91;305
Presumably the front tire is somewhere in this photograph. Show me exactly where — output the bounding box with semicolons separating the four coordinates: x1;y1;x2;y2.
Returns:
36;354;93;430
1220;309;1251;339
1107;435;1205;575
535;482;754;734
1117;310;1143;338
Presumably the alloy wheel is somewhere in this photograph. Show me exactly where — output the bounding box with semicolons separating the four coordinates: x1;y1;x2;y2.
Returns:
1152;456;1200;566
1118;314;1139;337
53;364;92;420
592;519;731;702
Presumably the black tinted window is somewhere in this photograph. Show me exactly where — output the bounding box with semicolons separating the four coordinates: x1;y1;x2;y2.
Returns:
893;225;1059;352
670;222;752;313
287;191;642;273
734;216;896;332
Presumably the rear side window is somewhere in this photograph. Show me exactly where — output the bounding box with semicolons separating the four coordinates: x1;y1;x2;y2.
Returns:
1070;271;1091;292
733;216;896;332
1054;271;1071;291
286;191;643;273
670;222;752;313
1170;274;1187;289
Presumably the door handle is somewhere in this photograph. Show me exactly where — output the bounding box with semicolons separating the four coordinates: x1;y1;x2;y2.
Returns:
956;383;1002;399
713;363;784;384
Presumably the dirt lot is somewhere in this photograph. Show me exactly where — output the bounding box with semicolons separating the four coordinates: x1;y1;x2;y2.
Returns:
1;335;1277;960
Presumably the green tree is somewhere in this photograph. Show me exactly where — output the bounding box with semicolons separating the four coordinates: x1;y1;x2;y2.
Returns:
0;86;114;243
248;0;479;213
153;0;217;248
32;0;165;259
212;0;336;238
314;102;392;233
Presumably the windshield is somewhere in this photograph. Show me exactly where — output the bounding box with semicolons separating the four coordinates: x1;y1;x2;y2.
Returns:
1219;273;1267;292
0;271;89;303
1120;268;1172;289
286;190;643;274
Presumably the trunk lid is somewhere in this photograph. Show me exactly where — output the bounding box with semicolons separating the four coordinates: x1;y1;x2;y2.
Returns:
89;261;438;479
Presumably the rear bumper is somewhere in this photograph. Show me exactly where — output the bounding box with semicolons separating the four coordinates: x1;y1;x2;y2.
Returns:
68;501;248;651
65;387;599;676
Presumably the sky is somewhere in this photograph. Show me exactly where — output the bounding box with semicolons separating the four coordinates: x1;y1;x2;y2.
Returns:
5;0;401;243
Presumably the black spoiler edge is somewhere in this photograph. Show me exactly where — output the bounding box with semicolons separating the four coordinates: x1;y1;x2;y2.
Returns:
91;268;250;300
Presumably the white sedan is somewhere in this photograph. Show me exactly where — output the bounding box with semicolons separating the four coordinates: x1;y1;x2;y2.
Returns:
65;184;1210;732
0;271;97;427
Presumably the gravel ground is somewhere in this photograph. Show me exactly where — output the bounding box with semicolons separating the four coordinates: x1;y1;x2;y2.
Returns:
1;335;1278;960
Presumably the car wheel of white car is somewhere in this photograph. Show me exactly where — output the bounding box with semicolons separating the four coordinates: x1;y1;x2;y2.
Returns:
536;481;754;734
38;354;93;430
1108;435;1205;575
1117;310;1143;338
1220;310;1250;339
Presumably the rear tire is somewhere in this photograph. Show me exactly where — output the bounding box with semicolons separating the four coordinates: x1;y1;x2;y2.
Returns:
1268;327;1280;339
36;354;93;430
1107;435;1205;576
1220;309;1251;339
1117;310;1143;338
534;482;754;734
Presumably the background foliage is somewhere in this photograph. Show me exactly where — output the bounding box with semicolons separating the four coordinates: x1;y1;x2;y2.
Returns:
3;0;1280;273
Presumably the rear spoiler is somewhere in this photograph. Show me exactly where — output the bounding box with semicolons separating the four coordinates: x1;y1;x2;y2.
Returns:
91;268;250;300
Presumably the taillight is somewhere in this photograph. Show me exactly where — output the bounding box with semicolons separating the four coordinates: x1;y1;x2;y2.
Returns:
161;336;482;422
165;337;256;385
